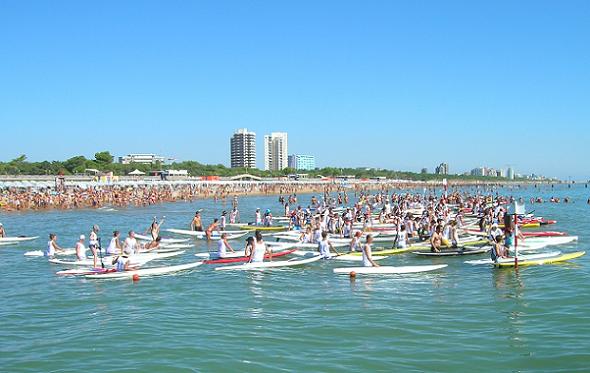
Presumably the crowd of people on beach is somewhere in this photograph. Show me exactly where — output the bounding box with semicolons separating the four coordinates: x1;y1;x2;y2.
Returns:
0;182;346;212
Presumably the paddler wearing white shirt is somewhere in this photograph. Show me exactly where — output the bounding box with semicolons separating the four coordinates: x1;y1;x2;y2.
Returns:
45;233;64;257
249;231;272;263
123;231;139;255
361;235;379;267
217;233;235;258
106;231;122;255
75;235;86;261
88;225;100;268
318;231;339;259
349;231;363;252
255;208;262;226
220;211;227;231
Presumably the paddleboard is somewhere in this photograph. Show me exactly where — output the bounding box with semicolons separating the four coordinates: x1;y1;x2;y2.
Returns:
495;251;585;267
85;261;203;279
215;254;322;271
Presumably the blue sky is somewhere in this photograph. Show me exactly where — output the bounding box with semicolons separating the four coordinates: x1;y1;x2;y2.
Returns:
0;1;588;179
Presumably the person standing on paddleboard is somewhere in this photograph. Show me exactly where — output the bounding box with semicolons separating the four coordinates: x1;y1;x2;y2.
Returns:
362;235;379;267
0;223;5;238
89;225;100;268
249;230;272;263
220;211;227;231
75;235;86;261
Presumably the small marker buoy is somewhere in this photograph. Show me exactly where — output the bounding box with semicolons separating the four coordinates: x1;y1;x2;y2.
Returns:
132;274;140;282
350;271;356;278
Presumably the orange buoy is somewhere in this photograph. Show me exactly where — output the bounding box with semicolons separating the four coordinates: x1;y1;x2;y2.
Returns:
349;271;356;278
132;274;140;282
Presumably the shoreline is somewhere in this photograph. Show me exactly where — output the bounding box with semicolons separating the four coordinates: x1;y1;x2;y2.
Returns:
0;177;568;213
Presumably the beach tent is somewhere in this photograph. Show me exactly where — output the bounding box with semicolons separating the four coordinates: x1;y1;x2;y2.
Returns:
129;169;146;176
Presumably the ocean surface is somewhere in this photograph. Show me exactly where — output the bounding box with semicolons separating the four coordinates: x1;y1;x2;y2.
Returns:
1;184;589;372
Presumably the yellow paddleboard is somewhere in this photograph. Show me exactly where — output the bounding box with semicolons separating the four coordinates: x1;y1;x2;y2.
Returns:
495;251;585;267
350;239;490;256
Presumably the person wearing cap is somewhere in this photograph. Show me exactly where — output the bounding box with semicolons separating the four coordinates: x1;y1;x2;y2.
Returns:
191;211;203;232
75;235;87;261
263;209;273;227
489;223;503;242
0;223;5;238
106;231;122;255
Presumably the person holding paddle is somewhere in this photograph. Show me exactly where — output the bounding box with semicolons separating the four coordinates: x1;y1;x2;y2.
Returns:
318;231;339;259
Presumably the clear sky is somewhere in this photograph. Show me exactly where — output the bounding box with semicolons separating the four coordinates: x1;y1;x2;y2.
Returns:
1;1;588;179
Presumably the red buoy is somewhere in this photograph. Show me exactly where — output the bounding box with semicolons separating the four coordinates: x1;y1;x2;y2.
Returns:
132;274;140;282
350;271;356;278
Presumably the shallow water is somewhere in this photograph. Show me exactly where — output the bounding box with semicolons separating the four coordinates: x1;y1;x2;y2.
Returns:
1;184;589;372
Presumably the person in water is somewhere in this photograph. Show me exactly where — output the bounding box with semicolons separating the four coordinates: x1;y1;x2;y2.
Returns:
206;219;220;240
361;235;379;267
191;211;203;231
249;230;272;263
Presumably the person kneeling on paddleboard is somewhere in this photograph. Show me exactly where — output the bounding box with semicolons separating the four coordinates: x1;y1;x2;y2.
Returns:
217;233;235;258
491;235;508;263
318;231;339;259
144;237;162;252
362;235;379;267
75;235;86;261
45;233;65;257
249;231;272;263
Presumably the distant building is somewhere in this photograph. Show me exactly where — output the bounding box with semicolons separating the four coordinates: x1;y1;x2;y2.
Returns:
507;167;515;180
498;169;506;178
288;154;316;171
118;154;167;165
471;167;486;177
435;163;449;175
421;168;428;174
264;132;288;171
230;128;257;168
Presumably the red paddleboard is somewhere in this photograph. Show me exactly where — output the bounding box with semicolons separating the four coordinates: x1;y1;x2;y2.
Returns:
203;249;297;265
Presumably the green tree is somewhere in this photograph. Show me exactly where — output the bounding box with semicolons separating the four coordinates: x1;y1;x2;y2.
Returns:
95;151;114;164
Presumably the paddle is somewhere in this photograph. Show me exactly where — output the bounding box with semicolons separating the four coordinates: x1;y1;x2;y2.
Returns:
98;238;105;269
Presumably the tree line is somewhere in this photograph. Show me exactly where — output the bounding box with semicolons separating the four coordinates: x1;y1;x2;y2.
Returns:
0;152;506;182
